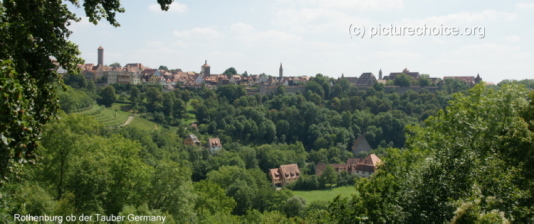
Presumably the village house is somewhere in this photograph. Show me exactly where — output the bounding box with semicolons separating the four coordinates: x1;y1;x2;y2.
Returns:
207;138;222;153
184;134;201;146
269;164;301;187
316;154;382;178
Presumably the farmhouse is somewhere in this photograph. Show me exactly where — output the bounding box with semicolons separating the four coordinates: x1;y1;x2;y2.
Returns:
316;154;382;178
184;134;201;146
269;164;301;187
207;138;222;153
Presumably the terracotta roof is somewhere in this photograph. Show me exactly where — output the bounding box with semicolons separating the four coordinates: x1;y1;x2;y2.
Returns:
363;154;381;166
279;164;300;180
208;138;221;147
316;154;382;176
270;168;281;181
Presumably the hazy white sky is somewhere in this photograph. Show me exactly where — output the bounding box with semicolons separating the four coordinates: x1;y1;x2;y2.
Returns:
69;0;534;84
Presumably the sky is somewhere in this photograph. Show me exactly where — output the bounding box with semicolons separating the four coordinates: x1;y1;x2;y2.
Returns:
68;0;534;84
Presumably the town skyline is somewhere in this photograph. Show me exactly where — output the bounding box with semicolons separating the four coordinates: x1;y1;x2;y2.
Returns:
69;1;534;84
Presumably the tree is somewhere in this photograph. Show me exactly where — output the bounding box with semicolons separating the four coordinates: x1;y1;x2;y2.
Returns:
217;84;246;102
0;0;173;182
146;87;163;112
276;85;286;95
394;74;412;87
148;159;196;222
129;86;141;108
158;65;169;71
319;165;338;188
194;180;236;216
284;196;307;217
99;85;116;107
419;74;431;87
223;67;238;78
110;62;121;68
162;92;174;117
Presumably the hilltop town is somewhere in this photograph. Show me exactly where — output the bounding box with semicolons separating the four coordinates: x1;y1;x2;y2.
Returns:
72;46;486;95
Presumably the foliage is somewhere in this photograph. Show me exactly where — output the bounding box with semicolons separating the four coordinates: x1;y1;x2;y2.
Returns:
223;67;238;77
394;74;413;87
58;85;94;113
329;84;534;223
158;65;168;71
110;62;121;68
99;85;117;107
0;0;173;182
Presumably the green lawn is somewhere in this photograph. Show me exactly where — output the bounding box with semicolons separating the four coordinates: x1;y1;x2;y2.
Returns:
293;186;358;203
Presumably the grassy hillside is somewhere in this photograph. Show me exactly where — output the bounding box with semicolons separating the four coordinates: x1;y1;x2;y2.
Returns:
293;186;358;203
74;103;158;131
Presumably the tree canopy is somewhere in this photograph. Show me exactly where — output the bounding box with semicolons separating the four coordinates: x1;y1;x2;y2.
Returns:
0;0;173;183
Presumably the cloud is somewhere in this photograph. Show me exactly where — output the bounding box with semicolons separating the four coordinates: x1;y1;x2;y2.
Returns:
276;0;404;11
236;29;302;44
371;51;420;60
273;7;370;33
505;35;520;42
400;10;517;26
516;3;534;9
231;23;255;33
148;2;188;13
173;27;224;39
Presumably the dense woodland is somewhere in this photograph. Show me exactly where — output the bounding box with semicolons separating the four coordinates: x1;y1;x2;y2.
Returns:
2;72;533;223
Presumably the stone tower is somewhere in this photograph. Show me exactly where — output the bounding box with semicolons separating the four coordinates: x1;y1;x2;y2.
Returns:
201;60;210;76
279;63;283;78
379;69;382;80
98;46;104;66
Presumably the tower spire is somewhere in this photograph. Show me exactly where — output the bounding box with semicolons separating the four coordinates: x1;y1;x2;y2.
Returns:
279;62;283;78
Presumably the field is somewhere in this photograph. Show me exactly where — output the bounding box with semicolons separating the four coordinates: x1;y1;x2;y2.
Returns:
74;103;158;131
293;186;358;203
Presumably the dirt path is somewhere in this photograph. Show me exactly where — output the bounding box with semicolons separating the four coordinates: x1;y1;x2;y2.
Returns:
119;115;135;127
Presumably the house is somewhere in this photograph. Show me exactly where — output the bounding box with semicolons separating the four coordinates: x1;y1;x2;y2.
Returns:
338;73;358;86
269;164;301;187
316;154;382;178
351;134;373;156
388;68;420;80
356;72;377;86
207;138;222;153
184;134;201;146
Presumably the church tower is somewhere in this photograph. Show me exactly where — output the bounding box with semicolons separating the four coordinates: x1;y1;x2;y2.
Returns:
97;46;104;66
379;69;383;80
279;63;283;78
201;60;210;76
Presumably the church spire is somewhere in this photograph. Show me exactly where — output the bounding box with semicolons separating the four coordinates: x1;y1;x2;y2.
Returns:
279;63;283;78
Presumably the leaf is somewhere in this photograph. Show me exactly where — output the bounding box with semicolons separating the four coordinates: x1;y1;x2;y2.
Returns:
1;134;8;145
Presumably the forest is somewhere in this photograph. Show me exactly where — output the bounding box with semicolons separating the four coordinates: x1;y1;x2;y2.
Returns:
2;72;533;223
1;0;532;222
